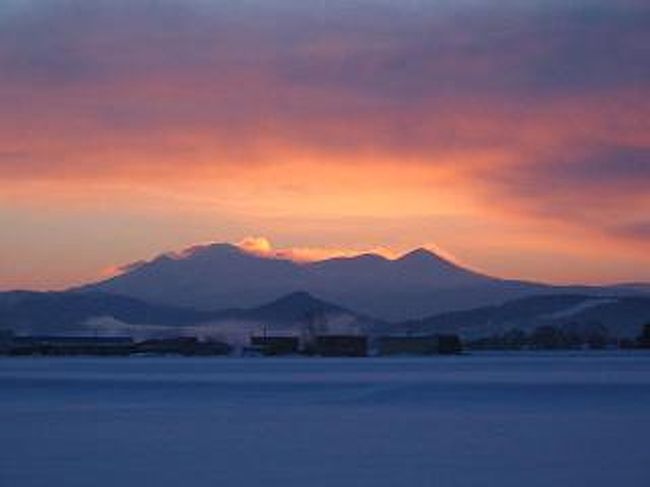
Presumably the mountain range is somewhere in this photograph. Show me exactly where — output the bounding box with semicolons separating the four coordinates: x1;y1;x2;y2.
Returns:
2;242;649;340
77;243;646;320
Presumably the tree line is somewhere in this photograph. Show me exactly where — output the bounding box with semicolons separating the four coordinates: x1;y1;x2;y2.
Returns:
467;322;650;350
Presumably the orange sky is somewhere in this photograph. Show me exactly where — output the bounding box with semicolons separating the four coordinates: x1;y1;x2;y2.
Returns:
0;0;648;289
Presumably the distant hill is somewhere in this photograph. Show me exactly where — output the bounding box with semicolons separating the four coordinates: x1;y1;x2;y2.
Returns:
0;291;211;335
2;289;649;340
0;290;376;337
217;291;355;323
393;294;650;339
76;242;649;320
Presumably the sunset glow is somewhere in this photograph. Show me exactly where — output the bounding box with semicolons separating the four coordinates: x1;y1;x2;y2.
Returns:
1;0;648;289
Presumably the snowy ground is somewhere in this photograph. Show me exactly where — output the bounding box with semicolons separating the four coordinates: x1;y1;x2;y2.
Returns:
1;352;649;487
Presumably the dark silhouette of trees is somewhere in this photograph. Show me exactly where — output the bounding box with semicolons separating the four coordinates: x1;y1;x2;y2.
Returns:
638;323;650;349
466;323;614;350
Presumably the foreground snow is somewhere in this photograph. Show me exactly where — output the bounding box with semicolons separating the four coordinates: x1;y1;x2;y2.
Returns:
1;352;649;486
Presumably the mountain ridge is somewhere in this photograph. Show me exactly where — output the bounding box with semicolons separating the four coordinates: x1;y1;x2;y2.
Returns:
75;242;649;321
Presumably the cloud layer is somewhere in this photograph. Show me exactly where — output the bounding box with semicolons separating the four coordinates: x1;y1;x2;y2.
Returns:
0;0;648;288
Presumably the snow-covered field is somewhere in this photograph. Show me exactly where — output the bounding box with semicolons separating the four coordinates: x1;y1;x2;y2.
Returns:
1;352;649;487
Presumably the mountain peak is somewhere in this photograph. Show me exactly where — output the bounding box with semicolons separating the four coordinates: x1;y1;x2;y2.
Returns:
179;242;244;258
259;291;336;310
250;291;346;322
398;247;446;262
314;252;388;266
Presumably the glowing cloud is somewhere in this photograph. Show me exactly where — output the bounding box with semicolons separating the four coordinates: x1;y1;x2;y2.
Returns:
237;237;274;257
0;0;648;288
235;237;397;262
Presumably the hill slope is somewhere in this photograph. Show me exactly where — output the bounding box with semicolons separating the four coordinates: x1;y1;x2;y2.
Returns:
394;294;650;339
0;291;211;335
0;290;375;337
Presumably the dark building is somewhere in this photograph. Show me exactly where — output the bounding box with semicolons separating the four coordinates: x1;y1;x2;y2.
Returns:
378;334;463;356
436;334;463;354
0;329;14;353
315;335;367;357
638;323;650;349
250;336;300;356
8;336;134;356
135;337;231;356
378;336;439;356
5;335;232;356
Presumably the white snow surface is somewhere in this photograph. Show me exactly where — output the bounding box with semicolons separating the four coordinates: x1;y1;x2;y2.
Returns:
1;352;649;487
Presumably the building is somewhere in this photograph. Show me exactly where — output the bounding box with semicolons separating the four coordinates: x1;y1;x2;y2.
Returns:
435;334;463;354
0;329;14;353
378;336;439;355
250;336;300;356
5;335;233;356
638;324;650;349
315;335;368;357
135;337;231;356
378;334;462;356
8;336;134;356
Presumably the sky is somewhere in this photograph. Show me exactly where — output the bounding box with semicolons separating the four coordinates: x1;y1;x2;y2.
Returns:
0;0;649;290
